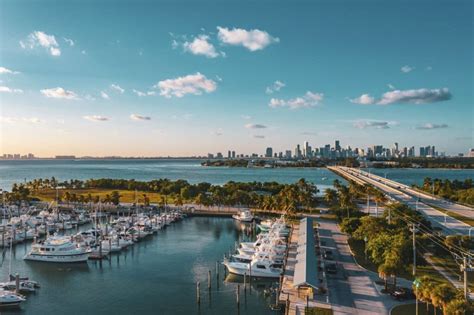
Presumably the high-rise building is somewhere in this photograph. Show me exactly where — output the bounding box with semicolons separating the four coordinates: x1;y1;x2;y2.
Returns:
227;150;231;159
335;140;341;151
231;151;236;159
265;147;273;158
420;147;425;157
295;144;302;159
285;150;292;159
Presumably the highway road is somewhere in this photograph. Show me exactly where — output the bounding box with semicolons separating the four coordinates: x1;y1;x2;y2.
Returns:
349;168;474;219
328;166;473;236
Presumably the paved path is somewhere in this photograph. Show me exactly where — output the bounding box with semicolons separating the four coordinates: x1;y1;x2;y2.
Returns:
328;166;472;236
318;218;410;315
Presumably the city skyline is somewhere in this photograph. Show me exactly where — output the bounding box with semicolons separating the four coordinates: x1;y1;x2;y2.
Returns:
1;0;473;156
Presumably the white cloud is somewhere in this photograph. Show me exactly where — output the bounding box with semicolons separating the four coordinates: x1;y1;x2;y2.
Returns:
378;88;451;105
217;27;279;51
130;114;151;121
401;65;414;73
0;67;20;75
133;89;146;97
63;38;74;46
387;83;395;90
154;72;217;98
20;31;61;56
183;35;221;58
253;135;265;139
416;123;448;130
351;88;451;105
83;115;109;122
84;94;96;101
353;120;398;129
212;129;223;136
269;91;323;109
350;94;376;105
245;123;267;129
40;87;79;100
426;66;433;71
0;116;41;124
0;86;23;93
110;84;124;94
265;80;285;94
100;91;110;100
81;50;87;55
241;115;252;120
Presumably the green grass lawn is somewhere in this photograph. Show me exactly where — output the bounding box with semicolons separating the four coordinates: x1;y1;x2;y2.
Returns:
347;238;457;288
391;303;439;315
427;204;474;227
31;188;177;204
305;307;333;315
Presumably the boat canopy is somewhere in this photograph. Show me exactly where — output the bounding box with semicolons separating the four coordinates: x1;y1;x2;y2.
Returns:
293;217;318;289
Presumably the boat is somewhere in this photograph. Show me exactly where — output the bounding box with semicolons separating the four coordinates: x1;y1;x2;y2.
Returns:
232;209;254;222
0;290;25;307
24;235;90;263
223;258;283;278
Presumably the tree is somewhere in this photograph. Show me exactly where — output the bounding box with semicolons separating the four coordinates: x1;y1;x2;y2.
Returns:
445;298;473;315
431;284;456;315
340;217;361;237
324;188;338;206
174;194;183;207
110;191;121;205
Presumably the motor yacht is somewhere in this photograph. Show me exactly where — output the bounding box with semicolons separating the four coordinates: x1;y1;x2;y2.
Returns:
24;235;90;263
224;258;282;278
232;209;254;222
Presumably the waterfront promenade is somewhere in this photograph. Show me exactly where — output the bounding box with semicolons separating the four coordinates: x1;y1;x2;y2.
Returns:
328;166;473;236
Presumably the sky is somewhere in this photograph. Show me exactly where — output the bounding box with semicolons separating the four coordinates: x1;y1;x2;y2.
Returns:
0;0;472;157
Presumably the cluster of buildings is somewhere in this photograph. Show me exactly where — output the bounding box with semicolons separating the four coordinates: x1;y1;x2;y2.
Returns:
208;141;451;161
1;153;35;160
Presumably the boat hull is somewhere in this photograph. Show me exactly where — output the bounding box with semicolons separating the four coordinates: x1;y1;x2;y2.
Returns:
24;253;89;263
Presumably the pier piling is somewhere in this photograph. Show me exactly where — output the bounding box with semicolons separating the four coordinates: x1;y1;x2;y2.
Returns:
244;272;247;291
196;281;200;305
236;284;240;306
208;270;211;290
216;261;219;279
15;273;20;294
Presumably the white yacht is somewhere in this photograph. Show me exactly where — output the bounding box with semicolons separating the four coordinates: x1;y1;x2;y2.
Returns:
24;235;90;263
0;290;25;307
224;258;282;278
232;209;254;222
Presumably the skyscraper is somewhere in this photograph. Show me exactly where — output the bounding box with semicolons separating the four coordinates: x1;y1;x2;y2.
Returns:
335;140;341;151
265;147;273;158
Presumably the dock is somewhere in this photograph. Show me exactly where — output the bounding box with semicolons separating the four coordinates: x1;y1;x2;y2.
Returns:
279;218;331;315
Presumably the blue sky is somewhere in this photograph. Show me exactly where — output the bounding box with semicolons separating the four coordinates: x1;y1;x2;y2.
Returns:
0;0;472;156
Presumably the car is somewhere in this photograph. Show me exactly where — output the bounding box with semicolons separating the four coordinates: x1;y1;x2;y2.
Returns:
391;287;415;301
324;250;333;260
325;263;337;274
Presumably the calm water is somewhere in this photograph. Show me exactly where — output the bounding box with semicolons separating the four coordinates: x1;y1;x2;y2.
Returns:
0;217;279;315
0;159;339;191
0;159;473;192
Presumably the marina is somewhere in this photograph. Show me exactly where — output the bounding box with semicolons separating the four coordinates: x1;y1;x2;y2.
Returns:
0;214;281;314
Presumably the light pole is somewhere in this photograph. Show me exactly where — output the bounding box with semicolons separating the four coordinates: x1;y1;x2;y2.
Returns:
364;236;368;261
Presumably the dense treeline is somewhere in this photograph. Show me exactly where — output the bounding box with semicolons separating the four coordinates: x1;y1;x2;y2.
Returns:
416;177;474;205
2;177;319;215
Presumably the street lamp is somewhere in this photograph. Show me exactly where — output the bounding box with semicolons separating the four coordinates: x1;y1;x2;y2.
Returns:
364;236;368;261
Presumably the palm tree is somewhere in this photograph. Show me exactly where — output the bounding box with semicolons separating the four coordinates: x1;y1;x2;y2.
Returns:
373;191;387;217
431;284;456;315
324;188;337;206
